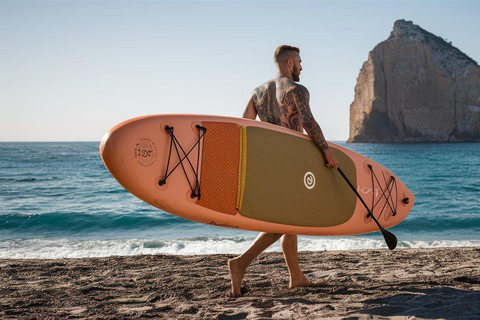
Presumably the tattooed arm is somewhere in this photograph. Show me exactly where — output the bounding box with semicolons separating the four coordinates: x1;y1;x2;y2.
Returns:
294;86;339;169
243;96;257;120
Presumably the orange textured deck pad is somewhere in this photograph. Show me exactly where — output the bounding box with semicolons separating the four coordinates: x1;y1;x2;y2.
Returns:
196;122;240;215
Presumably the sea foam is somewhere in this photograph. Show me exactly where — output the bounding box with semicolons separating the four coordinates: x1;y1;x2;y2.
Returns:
1;237;479;260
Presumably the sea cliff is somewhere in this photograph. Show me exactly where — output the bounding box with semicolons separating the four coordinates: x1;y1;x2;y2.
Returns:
348;20;480;143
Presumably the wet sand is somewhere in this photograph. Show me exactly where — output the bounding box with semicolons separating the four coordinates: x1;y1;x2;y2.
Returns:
1;247;479;319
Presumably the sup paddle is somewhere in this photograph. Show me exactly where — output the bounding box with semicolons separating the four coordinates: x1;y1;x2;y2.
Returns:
337;167;398;250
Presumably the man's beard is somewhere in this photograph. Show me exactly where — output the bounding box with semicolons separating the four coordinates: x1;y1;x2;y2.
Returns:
293;65;300;82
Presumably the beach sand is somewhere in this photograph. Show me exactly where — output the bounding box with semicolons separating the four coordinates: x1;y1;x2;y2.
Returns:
1;247;479;319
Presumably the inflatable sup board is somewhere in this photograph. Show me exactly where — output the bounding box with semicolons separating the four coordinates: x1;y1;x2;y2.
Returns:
100;114;414;237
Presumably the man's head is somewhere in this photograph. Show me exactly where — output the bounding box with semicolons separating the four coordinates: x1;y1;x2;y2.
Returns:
274;45;302;81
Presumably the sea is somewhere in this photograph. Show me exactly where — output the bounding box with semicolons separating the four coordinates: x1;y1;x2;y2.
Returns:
0;142;479;259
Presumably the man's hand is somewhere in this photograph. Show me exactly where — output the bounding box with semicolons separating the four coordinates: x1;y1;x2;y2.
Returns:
323;148;338;170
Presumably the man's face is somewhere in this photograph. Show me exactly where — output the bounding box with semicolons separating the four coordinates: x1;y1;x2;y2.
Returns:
292;53;303;82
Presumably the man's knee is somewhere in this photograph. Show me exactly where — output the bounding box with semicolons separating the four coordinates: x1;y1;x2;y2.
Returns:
281;234;297;245
262;232;283;242
282;234;296;239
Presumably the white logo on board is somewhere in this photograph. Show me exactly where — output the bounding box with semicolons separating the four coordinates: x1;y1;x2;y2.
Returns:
304;172;315;189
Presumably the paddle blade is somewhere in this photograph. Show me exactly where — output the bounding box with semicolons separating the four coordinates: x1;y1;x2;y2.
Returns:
381;227;398;250
369;213;397;250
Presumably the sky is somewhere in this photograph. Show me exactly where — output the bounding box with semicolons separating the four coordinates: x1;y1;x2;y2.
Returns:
1;0;479;141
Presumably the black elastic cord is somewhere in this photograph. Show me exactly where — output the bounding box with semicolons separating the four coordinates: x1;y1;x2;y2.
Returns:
159;125;206;199
370;168;398;219
383;172;398;216
366;164;398;220
159;126;175;186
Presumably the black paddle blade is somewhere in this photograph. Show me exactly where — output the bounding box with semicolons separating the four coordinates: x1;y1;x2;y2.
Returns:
373;215;397;250
368;213;397;250
382;228;398;250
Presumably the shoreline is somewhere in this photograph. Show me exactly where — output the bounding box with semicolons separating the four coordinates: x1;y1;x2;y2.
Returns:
3;236;480;259
1;247;479;319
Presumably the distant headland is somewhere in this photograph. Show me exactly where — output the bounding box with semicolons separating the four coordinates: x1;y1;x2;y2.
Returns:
348;19;480;143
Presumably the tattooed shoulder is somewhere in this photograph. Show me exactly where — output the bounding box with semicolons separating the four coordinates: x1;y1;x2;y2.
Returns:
292;84;310;103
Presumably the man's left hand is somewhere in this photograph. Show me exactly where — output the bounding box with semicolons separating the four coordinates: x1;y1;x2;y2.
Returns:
323;148;339;170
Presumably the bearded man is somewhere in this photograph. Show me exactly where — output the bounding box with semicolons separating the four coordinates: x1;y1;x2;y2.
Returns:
228;45;339;297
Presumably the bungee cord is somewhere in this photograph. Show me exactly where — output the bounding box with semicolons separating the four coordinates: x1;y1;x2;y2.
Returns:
159;125;207;199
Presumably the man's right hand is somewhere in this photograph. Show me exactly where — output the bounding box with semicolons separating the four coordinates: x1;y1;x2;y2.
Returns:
323;148;339;170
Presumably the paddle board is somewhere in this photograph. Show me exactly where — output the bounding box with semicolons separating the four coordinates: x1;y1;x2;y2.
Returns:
100;114;414;236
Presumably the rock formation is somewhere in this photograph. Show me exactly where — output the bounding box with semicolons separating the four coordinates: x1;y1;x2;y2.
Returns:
348;19;480;143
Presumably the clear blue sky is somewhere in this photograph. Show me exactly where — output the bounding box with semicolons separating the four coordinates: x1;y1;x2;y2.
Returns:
1;0;479;141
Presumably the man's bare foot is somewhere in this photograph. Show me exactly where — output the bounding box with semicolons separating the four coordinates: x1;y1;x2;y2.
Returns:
289;276;331;289
228;258;245;297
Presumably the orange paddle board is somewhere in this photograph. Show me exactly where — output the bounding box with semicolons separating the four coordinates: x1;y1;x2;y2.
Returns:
100;114;414;236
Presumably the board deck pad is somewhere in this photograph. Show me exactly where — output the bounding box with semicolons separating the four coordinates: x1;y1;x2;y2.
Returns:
238;127;357;227
195;121;240;215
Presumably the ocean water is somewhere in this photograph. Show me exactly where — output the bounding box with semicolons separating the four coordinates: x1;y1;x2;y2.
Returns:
0;142;479;259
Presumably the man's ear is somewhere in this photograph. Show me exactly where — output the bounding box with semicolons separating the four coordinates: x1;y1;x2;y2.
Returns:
286;58;293;69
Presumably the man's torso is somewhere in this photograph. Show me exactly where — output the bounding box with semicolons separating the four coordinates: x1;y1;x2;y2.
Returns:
252;77;305;132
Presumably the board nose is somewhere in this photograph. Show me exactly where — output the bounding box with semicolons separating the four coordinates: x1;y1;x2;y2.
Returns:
99;131;112;170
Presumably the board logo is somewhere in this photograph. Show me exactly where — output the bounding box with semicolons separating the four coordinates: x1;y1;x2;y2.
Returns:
134;138;157;167
304;171;315;189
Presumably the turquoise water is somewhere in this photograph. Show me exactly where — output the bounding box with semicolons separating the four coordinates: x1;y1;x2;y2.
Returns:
0;142;479;259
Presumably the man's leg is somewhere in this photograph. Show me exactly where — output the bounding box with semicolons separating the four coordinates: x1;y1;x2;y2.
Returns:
228;232;282;297
281;235;330;288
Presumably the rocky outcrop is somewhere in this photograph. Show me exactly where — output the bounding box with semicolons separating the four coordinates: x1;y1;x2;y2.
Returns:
348;19;480;143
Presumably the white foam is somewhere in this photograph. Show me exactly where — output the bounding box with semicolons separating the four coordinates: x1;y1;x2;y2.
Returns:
398;240;480;249
1;237;479;259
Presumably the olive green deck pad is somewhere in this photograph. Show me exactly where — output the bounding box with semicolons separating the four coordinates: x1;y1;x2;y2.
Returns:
238;127;357;227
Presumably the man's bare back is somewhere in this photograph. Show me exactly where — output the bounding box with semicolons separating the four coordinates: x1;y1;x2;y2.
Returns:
252;77;304;130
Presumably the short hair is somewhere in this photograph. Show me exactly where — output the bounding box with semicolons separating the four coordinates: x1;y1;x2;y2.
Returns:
274;45;300;65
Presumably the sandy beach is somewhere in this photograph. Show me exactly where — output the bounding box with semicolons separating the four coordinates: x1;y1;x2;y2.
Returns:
1;247;479;319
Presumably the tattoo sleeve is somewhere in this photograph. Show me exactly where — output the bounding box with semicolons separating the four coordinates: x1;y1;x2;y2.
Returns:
294;87;330;152
242;96;257;120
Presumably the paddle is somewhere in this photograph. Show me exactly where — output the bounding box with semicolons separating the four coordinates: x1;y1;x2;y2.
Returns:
337;167;398;250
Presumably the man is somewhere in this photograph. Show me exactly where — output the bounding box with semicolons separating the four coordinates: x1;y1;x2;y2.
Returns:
228;45;339;297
